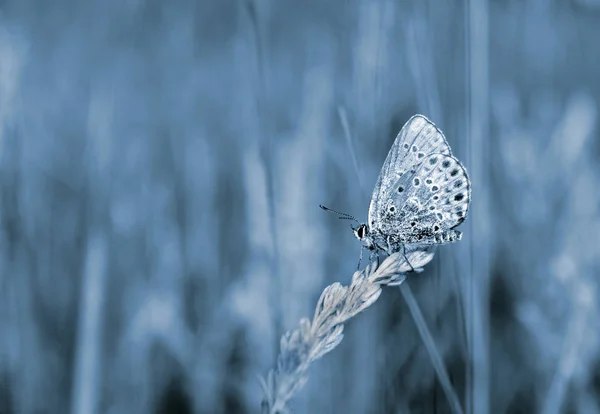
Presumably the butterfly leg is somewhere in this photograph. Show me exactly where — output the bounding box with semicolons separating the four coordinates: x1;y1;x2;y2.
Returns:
402;244;415;272
368;249;379;266
357;246;364;270
385;237;393;255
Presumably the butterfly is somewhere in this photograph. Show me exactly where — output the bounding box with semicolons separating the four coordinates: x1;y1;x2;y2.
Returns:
321;114;471;270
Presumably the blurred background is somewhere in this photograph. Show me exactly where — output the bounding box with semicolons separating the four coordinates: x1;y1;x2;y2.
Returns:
1;0;599;413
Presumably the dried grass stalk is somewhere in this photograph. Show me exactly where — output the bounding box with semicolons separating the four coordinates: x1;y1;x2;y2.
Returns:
260;250;435;413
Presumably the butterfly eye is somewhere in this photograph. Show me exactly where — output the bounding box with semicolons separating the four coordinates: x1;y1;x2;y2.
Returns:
357;226;364;238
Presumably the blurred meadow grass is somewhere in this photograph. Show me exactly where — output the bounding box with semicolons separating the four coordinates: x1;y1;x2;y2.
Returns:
0;1;599;414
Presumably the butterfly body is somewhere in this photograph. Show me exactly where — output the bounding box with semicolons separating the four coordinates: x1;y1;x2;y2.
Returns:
353;114;471;263
355;223;462;255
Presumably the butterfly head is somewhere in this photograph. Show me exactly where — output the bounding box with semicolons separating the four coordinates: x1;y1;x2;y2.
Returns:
353;223;375;250
353;223;368;240
320;205;376;249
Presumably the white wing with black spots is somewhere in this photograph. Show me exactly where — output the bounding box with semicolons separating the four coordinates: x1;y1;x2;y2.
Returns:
368;115;452;232
372;154;470;247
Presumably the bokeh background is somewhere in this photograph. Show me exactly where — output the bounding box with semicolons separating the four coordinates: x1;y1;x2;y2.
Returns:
1;0;599;413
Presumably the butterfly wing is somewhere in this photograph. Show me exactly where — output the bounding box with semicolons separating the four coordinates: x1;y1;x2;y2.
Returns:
368;115;452;231
373;153;471;246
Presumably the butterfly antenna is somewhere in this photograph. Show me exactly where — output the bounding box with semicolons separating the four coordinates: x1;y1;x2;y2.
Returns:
319;205;359;223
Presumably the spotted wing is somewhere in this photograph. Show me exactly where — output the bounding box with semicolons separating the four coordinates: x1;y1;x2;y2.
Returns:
373;154;471;246
368;115;452;231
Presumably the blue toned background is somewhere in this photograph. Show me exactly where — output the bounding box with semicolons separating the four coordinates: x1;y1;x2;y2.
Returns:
0;0;599;413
